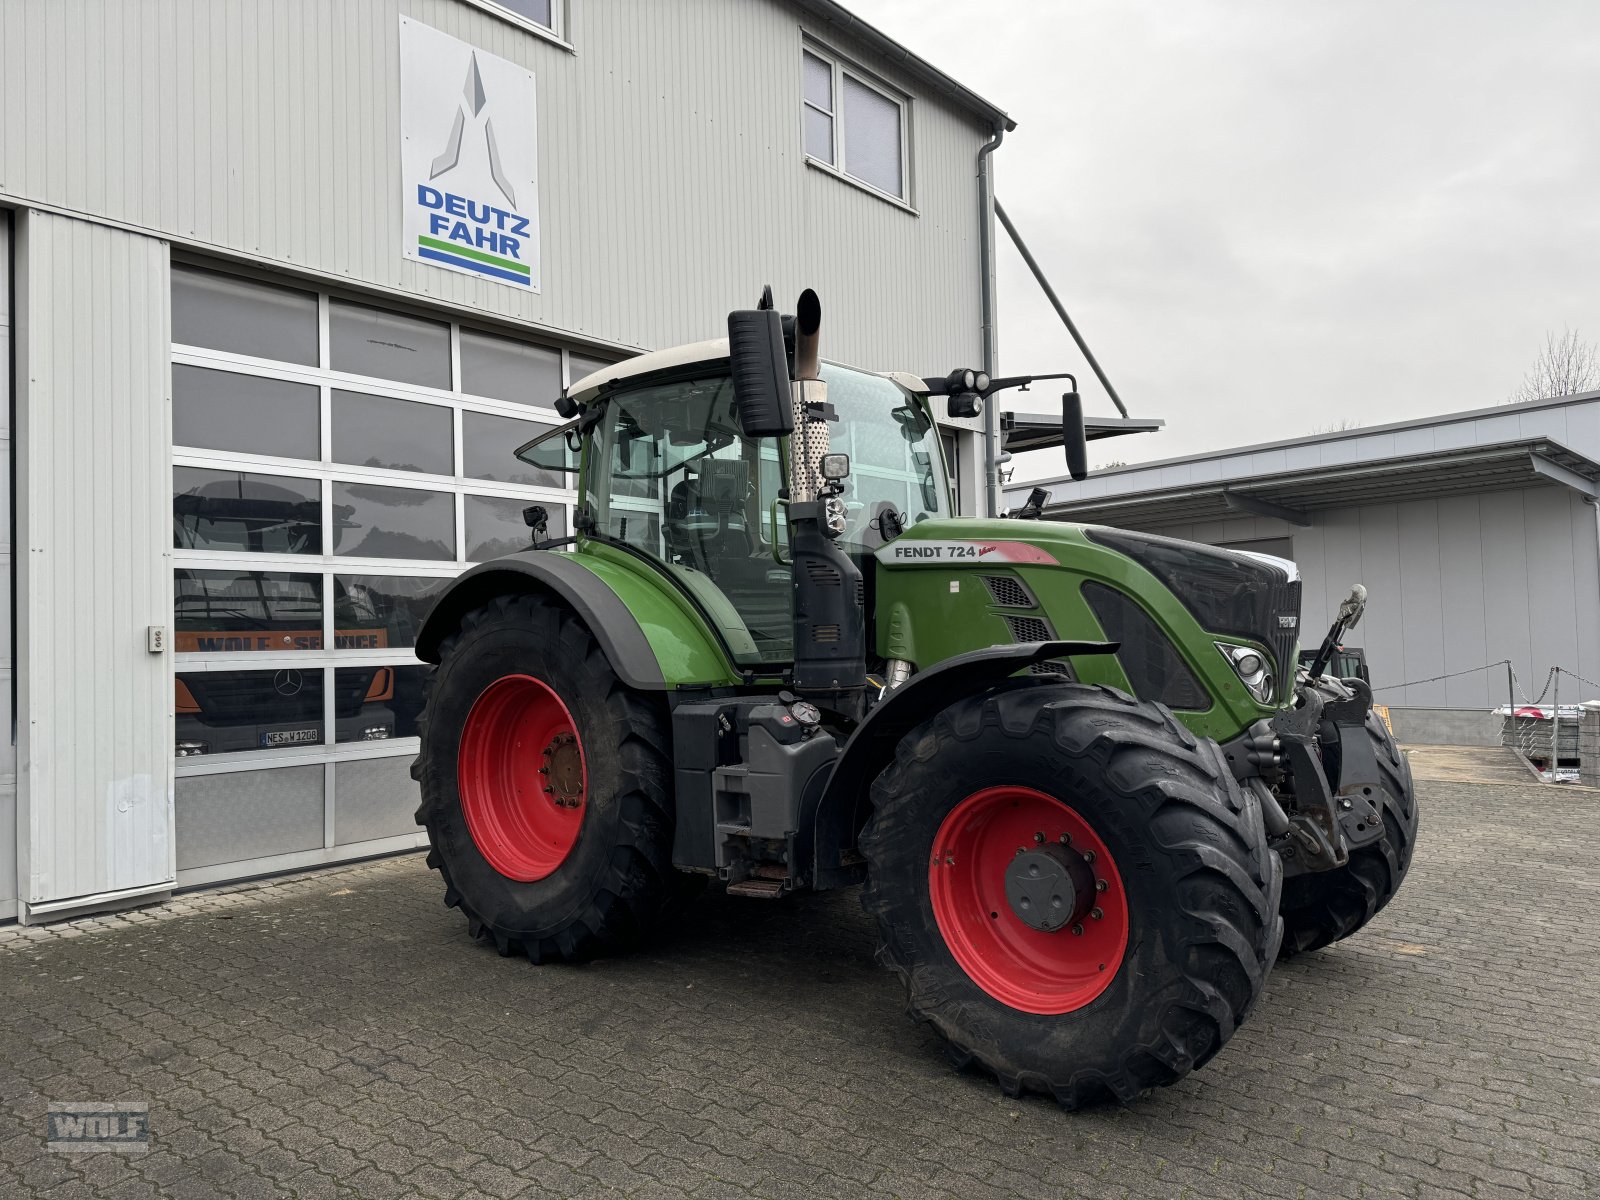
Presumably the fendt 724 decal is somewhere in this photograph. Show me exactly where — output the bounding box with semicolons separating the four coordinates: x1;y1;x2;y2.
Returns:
874;539;1060;566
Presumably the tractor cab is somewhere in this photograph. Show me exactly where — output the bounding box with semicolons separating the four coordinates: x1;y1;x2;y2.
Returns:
517;338;952;676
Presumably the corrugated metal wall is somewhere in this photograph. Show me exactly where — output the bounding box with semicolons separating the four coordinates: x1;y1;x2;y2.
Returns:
15;212;173;909
0;0;988;373
0;213;14;918
1131;486;1600;710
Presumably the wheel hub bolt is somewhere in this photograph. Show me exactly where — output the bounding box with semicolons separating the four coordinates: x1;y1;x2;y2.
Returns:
1090;907;1103;921
1033;832;1045;844
1096;879;1107;893
1071;923;1084;936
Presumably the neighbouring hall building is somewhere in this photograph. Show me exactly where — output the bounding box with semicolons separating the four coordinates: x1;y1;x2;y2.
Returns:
1006;391;1600;747
0;0;1017;922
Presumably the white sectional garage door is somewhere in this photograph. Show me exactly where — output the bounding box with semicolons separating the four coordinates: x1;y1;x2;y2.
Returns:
169;260;599;887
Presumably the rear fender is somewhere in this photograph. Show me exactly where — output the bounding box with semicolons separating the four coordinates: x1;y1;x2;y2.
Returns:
804;640;1117;889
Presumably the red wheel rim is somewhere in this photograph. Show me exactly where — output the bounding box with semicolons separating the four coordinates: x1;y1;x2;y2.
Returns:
929;786;1129;1014
458;674;587;882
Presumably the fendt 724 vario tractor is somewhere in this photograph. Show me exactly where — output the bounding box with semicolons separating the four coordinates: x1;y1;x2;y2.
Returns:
410;289;1419;1107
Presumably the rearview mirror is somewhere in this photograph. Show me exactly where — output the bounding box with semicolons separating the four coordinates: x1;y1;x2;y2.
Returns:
1062;391;1088;481
727;305;793;438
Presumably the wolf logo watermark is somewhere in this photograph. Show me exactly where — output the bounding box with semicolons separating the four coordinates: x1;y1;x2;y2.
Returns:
46;1103;149;1154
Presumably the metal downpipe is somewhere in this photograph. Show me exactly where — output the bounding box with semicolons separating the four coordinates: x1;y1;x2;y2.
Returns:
977;123;1004;517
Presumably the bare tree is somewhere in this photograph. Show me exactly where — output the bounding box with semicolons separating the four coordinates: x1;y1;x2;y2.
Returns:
1309;417;1363;435
1507;328;1600;404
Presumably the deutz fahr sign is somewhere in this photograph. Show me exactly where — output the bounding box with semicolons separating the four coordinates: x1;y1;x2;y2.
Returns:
400;18;540;291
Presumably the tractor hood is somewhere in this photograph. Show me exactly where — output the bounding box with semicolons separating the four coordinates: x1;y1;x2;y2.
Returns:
871;517;1303;740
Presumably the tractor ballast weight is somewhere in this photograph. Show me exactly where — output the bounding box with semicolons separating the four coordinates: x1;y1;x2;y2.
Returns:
411;285;1420;1108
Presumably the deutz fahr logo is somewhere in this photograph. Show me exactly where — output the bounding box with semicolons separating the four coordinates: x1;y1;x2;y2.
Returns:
400;18;540;290
416;55;534;285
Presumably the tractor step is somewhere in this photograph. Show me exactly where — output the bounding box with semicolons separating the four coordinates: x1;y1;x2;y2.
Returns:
727;878;785;899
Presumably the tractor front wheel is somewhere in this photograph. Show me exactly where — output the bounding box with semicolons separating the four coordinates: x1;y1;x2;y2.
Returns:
412;593;676;962
860;684;1282;1108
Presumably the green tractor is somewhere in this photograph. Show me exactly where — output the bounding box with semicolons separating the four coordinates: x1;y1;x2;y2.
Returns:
411;288;1418;1107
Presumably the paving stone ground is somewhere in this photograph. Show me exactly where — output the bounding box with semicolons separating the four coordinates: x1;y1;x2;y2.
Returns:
1;775;1598;1199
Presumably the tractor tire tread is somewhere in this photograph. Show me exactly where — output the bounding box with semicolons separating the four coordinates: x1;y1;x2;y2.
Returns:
860;683;1282;1110
1278;713;1419;957
411;593;676;964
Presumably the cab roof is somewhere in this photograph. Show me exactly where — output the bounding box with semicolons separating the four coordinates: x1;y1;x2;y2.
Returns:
565;339;927;406
567;339;730;406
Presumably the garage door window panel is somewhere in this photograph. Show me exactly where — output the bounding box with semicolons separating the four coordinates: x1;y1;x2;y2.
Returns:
465;494;568;561
334;575;450;651
335;664;431;742
331;390;454;475
172;266;319;365
176;668;326;756
329;300;452;390
568;353;619;390
464;409;562;486
461;327;563;407
173;364;320;461
174;467;322;555
332;483;455;561
176;570;324;653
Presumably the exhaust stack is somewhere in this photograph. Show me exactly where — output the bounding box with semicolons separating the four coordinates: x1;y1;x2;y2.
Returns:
783;289;866;709
790;289;830;506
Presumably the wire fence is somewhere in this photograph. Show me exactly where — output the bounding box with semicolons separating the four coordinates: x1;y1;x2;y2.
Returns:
1369;658;1596;782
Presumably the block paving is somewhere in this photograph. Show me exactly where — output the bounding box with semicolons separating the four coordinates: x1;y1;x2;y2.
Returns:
1;775;1597;1198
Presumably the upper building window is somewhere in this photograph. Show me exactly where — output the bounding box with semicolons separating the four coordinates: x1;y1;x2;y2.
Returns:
802;48;908;202
476;0;555;34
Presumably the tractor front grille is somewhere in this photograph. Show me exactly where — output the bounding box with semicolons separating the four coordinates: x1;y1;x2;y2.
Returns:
1267;578;1303;703
983;575;1036;608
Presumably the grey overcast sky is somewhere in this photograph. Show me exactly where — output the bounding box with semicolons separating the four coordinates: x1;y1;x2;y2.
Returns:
845;0;1600;478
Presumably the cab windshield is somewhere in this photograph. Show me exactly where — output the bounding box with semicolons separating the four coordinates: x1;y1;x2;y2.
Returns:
821;364;951;552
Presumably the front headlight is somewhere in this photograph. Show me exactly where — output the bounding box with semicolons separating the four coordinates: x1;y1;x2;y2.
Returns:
1218;643;1274;703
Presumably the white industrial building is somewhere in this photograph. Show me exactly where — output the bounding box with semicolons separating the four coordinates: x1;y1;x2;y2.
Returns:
1006;391;1600;746
0;0;1020;922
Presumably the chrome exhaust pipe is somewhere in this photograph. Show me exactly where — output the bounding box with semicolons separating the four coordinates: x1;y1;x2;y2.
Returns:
793;288;822;381
790;289;829;504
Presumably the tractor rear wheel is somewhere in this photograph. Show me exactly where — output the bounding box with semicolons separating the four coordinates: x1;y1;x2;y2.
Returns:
860;684;1283;1108
411;593;676;962
1278;712;1419;956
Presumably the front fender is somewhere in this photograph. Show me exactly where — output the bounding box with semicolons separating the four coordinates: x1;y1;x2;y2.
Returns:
805;640;1118;889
